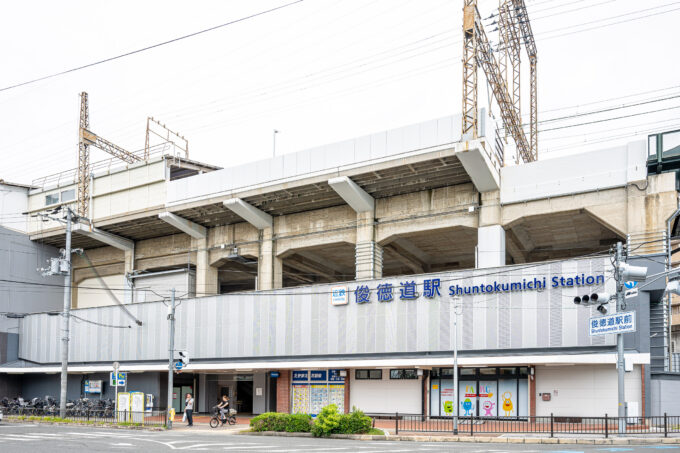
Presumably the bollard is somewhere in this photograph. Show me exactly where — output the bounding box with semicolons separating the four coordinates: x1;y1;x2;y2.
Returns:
471;415;474;436
664;413;668;438
395;412;399;435
550;413;554;438
605;413;608;438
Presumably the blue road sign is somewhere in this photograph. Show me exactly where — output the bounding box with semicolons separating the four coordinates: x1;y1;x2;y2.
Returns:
174;361;184;371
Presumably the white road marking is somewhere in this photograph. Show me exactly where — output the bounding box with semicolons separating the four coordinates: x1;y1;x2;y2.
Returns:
222;447;279;450
2;436;38;441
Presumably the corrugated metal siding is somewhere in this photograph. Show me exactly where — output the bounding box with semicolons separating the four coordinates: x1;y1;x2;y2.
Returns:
19;258;617;364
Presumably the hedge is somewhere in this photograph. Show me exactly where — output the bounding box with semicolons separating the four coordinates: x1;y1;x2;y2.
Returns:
250;405;372;437
250;412;311;432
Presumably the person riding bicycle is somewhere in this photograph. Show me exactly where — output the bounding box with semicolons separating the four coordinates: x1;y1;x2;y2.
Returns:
217;395;230;422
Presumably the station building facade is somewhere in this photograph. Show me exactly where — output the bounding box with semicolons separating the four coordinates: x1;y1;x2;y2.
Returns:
1;116;679;417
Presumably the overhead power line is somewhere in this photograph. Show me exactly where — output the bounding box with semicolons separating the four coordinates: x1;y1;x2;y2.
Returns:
0;0;305;93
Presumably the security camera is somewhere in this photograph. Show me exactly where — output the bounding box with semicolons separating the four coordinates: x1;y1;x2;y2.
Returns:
581;294;590;304
597;304;608;315
590;292;611;304
573;296;582;305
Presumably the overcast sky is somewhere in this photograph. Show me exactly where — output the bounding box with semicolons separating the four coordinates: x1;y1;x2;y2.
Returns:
1;0;679;185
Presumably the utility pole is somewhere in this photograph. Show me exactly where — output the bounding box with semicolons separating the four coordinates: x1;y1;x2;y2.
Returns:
167;288;176;429
59;207;73;418
614;242;626;434
452;297;462;434
273;129;279;158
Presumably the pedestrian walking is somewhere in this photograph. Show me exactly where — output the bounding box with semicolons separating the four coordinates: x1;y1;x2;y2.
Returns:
185;393;194;426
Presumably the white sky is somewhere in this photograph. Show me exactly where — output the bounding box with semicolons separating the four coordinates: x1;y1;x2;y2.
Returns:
1;0;679;185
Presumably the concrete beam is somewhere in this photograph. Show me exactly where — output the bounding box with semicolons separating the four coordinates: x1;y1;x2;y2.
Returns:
285;255;337;281
505;230;528;264
296;250;349;275
158;211;207;239
392;237;432;264
383;244;425;274
73;224;134;251
328;176;374;213
510;224;535;253
223;198;272;229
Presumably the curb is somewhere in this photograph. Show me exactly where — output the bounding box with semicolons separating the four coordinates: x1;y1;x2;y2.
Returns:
241;431;680;444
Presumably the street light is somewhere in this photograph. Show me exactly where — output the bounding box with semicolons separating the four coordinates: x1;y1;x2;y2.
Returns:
452;296;462;435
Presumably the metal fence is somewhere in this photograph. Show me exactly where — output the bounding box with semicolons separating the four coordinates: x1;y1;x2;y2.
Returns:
369;413;680;437
2;407;167;427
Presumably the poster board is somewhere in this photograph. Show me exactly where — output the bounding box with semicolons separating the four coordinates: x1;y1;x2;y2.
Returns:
130;392;145;423
117;392;131;422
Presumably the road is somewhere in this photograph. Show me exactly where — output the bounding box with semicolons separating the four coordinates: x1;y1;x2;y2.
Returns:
0;423;678;452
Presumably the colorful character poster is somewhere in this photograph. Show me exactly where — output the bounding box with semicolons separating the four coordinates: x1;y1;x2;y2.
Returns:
458;381;477;417
439;380;455;416
498;380;517;417
478;381;497;417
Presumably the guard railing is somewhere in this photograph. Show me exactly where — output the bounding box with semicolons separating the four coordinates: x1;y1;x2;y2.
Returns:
368;413;680;437
2;407;167;427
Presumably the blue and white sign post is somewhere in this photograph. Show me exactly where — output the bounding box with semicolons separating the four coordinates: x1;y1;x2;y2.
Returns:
589;311;636;336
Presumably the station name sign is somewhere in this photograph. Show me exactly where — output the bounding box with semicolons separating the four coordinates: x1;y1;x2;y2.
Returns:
332;274;605;305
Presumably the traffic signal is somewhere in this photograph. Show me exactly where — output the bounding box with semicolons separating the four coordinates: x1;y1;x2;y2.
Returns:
179;350;190;366
619;263;647;282
589;292;611;304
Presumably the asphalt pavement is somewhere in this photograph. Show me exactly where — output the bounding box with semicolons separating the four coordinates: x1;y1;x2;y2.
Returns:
1;423;679;452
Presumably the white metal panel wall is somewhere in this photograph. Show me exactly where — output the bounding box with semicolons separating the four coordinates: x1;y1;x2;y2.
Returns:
535;364;642;417
18;258;618;364
349;371;422;413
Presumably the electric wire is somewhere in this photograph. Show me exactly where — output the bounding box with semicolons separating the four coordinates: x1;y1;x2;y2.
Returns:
0;0;306;93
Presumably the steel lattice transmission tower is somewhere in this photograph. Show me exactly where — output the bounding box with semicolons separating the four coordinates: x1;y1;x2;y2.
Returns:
76;92;143;217
461;0;538;163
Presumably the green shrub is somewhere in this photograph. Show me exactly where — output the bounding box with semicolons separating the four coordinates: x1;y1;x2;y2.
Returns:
311;404;342;437
337;407;372;435
250;412;289;432
285;413;312;432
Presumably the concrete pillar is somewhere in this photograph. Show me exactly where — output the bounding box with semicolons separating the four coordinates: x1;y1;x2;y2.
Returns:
194;238;218;296
258;227;282;290
477;190;505;268
344;369;350;414
276;370;291;413
355;210;382;280
477;225;505;268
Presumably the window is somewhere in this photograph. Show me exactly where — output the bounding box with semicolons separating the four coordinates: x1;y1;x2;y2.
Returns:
355;369;382;380
499;367;517;377
460;368;476;377
390;369;418;379
60;189;75;202
45;193;59;205
479;367;497;377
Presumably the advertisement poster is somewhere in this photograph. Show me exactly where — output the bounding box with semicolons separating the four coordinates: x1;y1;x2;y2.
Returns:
116;392;130;422
478;381;497;417
130;392;145;423
292;384;309;414
458;381;477;417
439;380;455;416
498;380;517;417
310;385;328;415
329;384;345;412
